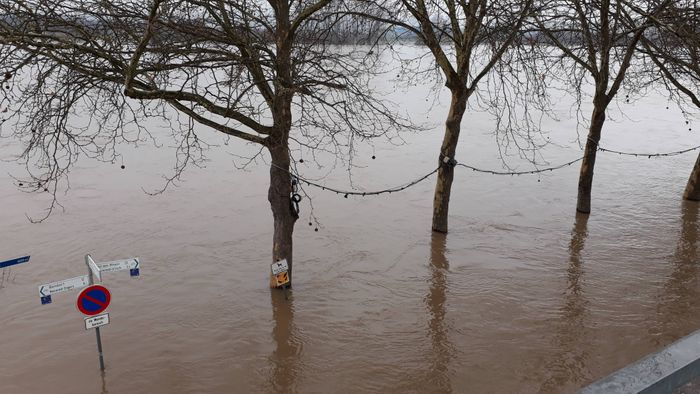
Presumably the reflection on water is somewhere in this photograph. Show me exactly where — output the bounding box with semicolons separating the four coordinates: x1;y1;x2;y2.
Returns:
269;290;302;393
541;213;590;392
0;267;16;289
425;233;453;393
100;371;109;394
651;201;700;344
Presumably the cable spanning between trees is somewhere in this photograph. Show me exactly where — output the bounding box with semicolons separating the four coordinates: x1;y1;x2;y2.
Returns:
285;143;700;198
292;166;440;197
456;157;584;175
597;145;700;157
284;156;585;198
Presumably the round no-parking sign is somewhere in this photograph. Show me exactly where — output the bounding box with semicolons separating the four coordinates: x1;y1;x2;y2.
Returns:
76;285;111;316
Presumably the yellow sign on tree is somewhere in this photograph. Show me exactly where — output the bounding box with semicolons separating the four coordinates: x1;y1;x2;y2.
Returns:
275;271;290;287
271;260;290;288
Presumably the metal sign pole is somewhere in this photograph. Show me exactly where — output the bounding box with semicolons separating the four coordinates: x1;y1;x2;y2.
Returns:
85;254;105;372
94;326;105;372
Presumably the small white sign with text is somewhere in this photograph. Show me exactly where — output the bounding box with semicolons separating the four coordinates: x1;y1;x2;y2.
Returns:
85;313;110;330
271;260;289;275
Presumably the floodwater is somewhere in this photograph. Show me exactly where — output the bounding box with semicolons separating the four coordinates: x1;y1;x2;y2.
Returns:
2;53;700;393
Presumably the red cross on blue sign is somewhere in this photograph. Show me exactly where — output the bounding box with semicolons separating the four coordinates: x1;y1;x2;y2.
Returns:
76;285;111;316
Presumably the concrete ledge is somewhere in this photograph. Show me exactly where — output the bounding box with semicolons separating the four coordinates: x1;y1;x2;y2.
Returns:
580;329;700;394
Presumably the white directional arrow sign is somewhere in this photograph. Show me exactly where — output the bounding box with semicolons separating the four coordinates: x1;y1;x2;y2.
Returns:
38;275;90;297
97;257;139;273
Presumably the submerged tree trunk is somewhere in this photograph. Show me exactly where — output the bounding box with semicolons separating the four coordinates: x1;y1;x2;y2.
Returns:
432;88;468;233
576;102;606;214
684;152;700;201
268;141;296;287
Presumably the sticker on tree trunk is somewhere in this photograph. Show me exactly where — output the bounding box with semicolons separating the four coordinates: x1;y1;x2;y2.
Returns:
271;260;290;287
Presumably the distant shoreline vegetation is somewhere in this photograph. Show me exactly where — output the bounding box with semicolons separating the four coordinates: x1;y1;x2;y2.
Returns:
1;15;676;48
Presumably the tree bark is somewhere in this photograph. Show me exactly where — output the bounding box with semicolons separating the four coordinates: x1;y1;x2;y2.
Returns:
684;152;700;201
268;142;296;287
432;88;468;233
267;1;296;288
576;103;606;214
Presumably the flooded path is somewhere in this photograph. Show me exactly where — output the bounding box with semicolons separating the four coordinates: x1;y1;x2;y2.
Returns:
1;67;700;393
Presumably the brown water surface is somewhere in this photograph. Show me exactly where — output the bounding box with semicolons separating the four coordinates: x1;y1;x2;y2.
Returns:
1;68;700;393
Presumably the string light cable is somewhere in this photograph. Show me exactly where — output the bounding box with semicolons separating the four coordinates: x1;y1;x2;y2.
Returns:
279;155;586;200
586;135;700;158
456;157;584;175
596;144;700;157
271;142;700;201
275;162;440;198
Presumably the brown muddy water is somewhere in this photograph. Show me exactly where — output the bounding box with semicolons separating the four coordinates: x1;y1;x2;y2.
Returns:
1;73;700;393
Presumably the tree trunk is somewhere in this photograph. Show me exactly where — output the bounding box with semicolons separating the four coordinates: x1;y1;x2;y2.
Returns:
268;0;295;288
683;152;700;201
432;89;468;233
268;143;296;288
576;103;606;214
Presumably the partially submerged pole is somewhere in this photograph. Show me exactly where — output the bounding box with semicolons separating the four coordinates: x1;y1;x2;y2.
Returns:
85;254;105;372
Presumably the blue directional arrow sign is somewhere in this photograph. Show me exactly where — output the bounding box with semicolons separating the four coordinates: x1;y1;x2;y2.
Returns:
0;256;30;269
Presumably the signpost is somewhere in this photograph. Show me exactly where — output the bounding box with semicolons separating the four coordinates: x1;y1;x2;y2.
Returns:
38;253;142;372
38;275;90;305
84;254;106;371
87;255;102;282
0;255;30;269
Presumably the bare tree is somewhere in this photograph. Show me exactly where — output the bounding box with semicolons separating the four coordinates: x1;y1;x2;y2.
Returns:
349;0;539;233
631;1;700;200
0;0;407;286
533;0;672;213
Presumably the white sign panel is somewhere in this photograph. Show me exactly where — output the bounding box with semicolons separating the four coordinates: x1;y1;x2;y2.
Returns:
98;257;139;273
87;255;102;282
85;313;109;330
271;260;289;275
38;275;89;297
